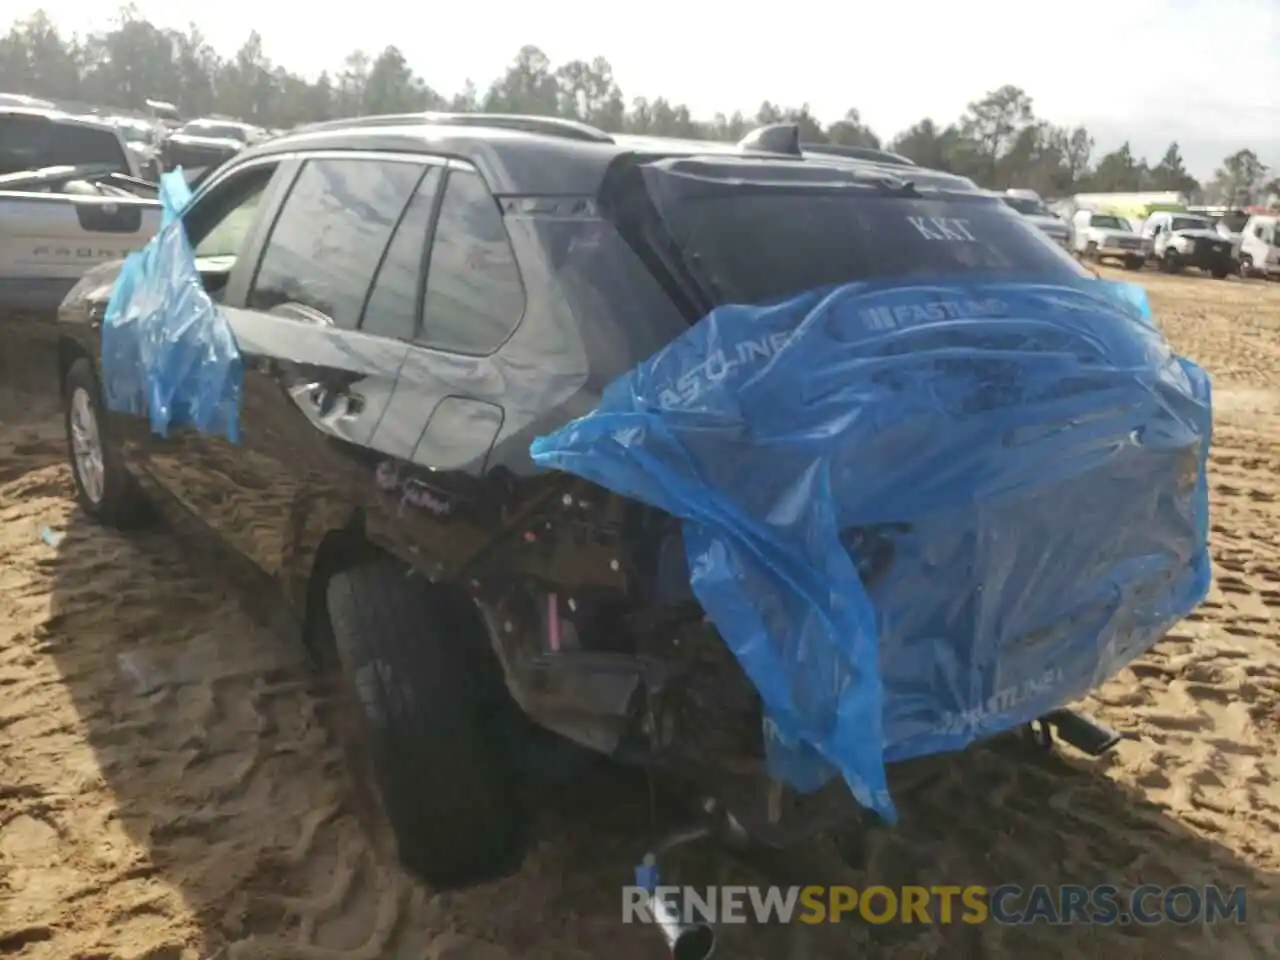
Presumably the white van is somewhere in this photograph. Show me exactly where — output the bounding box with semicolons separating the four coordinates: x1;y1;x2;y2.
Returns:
1238;215;1280;278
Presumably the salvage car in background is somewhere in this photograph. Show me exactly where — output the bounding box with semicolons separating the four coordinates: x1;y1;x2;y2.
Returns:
160;117;259;172
1;106;142;178
1001;189;1071;249
0;107;161;313
1238;214;1280;279
145;97;181;127
1070;209;1150;270
111;115;164;179
1188;205;1248;263
1141;210;1237;278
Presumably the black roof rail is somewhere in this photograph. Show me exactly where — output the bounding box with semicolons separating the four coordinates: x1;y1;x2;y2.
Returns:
737;123;803;156
801;143;918;167
292;111;615;143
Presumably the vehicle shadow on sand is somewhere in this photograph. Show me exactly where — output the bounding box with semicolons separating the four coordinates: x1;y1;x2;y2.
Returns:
1;316;1277;960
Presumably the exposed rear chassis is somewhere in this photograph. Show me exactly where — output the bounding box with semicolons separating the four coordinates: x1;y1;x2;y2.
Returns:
443;478;1124;956
449;480;1123;843
625;710;1120;959
471;586;1123;846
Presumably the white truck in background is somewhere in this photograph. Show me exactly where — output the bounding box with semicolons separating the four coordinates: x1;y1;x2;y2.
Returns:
1140;211;1237;278
1;108;161;314
1069;209;1151;270
1238;214;1280;279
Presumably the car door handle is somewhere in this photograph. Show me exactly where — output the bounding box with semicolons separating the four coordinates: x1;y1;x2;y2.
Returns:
308;385;364;417
248;355;279;376
294;364;363;393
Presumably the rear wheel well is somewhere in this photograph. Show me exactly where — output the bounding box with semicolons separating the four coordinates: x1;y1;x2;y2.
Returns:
302;528;376;670
57;336;88;390
301;530;487;671
302;528;594;792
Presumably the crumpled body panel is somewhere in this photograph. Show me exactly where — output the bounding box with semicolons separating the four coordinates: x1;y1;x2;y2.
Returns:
530;277;1212;821
100;169;242;443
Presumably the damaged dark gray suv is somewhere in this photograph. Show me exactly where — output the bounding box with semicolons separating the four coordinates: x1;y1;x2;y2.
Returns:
54;112;1112;939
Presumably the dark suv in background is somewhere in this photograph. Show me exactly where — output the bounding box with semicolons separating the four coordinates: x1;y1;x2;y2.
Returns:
160;117;259;172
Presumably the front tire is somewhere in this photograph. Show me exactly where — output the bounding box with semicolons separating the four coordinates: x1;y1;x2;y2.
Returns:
62;357;147;527
325;561;522;889
1123;255;1145;271
1161;250;1182;274
1239;253;1255;278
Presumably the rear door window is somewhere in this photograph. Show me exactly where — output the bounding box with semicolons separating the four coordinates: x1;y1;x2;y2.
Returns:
417;169;525;353
247;157;427;329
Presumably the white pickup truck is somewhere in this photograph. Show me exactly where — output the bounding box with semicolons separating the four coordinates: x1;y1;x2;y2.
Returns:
1069;210;1151;270
1140;211;1236;279
1;108;162;314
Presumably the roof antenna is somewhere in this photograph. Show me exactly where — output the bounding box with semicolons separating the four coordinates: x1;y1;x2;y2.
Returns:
737;123;802;156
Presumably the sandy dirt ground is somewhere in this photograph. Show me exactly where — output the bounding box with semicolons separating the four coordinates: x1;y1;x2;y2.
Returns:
1;269;1279;960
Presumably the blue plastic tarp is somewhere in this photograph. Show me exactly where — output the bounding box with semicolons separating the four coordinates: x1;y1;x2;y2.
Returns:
530;277;1212;821
100;168;242;443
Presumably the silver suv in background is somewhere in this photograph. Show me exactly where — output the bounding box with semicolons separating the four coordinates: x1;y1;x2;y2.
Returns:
1001;190;1071;249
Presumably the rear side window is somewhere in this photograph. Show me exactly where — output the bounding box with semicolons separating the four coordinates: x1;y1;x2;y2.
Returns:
668;193;1090;306
418;169;525;354
248;158;426;328
361;166;443;341
637;170;1090;307
0;116;128;174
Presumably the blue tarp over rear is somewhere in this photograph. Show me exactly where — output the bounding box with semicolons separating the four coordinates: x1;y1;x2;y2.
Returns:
530;276;1212;822
100;168;242;443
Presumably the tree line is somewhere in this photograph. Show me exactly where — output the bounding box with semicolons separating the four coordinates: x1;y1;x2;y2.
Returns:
2;6;1276;203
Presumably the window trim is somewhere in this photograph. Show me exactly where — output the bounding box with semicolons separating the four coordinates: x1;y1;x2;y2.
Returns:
409;162;529;358
184;154;288;227
356;164;436;334
409;167;450;341
244;151;442;329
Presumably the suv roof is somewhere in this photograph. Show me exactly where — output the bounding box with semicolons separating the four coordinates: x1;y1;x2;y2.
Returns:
236;113;981;198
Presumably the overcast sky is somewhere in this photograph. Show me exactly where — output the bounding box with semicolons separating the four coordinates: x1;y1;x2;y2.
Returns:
25;0;1280;179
